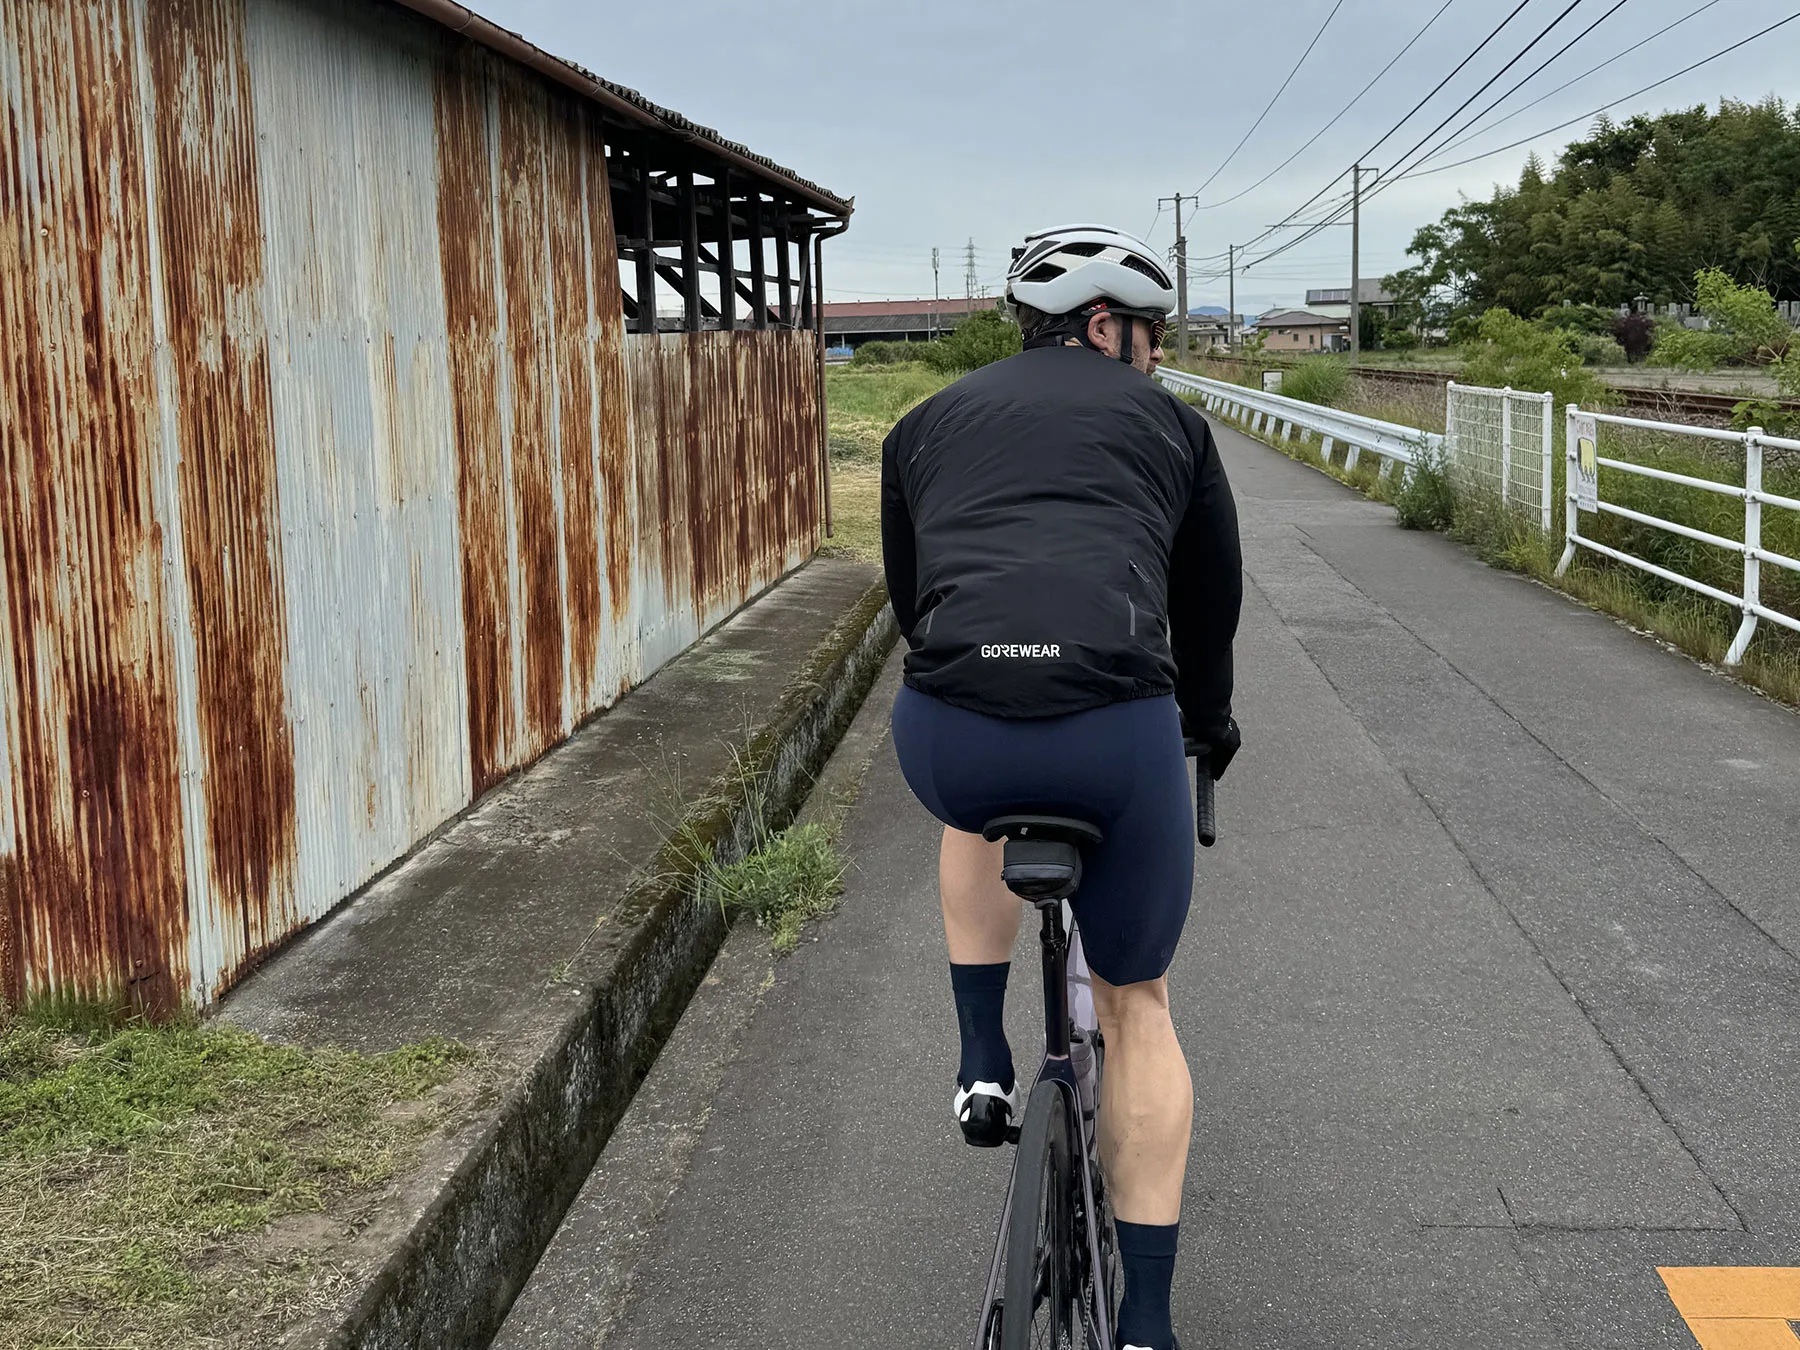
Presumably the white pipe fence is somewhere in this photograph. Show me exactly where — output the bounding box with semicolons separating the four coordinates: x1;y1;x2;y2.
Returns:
1172;364;1800;665
1554;407;1800;665
1155;367;1441;473
1445;381;1556;531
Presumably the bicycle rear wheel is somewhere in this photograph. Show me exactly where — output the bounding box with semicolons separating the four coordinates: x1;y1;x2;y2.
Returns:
1002;1080;1079;1350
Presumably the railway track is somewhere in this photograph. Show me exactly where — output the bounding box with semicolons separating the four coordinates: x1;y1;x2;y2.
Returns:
1202;356;1798;426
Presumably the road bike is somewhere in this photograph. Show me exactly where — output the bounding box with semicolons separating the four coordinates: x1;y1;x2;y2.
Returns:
972;768;1218;1350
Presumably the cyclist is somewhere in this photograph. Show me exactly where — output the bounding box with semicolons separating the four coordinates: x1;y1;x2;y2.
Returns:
881;224;1243;1350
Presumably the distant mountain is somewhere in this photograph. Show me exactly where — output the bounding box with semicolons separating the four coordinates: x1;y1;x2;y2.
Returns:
1187;305;1229;317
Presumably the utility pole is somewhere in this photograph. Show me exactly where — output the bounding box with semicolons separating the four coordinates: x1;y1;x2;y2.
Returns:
1348;166;1380;360
1350;163;1362;362
931;247;940;338
1228;243;1237;353
1159;192;1196;357
964;238;978;310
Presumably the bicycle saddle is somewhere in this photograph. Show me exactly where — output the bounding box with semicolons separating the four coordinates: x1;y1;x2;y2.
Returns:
980;816;1104;903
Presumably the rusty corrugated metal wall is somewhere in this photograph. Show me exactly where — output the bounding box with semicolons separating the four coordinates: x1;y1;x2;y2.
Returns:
0;0;821;1012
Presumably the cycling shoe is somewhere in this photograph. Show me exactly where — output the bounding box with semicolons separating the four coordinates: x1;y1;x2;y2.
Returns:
952;1078;1022;1147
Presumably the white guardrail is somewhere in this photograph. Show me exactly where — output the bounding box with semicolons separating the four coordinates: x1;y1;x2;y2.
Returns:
1156;368;1442;472
1556;409;1800;665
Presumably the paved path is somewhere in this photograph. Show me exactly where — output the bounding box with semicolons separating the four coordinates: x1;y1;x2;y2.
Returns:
499;422;1800;1349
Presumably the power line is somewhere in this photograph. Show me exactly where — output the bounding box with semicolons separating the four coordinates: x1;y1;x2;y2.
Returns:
1187;0;1348;199
1405;0;1637;169
1246;5;1800;278
1418;0;1728;165
1399;8;1800;180
1192;0;1460;212
1244;0;1610;272
1235;0;1537;260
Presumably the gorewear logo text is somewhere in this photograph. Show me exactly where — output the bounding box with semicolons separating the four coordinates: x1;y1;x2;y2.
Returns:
980;644;1062;658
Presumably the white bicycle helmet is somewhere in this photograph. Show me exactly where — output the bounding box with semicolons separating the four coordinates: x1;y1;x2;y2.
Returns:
1005;224;1177;319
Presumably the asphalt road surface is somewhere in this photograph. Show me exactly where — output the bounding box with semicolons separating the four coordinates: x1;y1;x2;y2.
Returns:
499;419;1800;1350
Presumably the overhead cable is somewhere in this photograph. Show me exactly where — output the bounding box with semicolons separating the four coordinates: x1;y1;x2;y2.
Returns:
1192;0;1460;212
1187;0;1348;199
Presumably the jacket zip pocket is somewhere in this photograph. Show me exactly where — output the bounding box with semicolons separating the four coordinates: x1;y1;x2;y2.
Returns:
1126;592;1137;637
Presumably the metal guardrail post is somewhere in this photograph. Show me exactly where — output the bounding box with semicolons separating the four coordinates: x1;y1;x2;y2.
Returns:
1555;404;1579;577
1540;395;1554;533
1500;388;1513;506
1726;428;1764;665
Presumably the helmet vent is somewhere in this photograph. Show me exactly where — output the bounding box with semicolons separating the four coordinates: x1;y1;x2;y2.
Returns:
1023;263;1066;283
1120;254;1166;283
1061;241;1105;257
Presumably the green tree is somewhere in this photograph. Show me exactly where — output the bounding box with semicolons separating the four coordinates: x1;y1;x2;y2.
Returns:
1389;100;1800;321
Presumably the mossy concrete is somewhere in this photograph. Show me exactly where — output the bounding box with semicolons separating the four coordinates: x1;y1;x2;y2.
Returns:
220;558;897;1350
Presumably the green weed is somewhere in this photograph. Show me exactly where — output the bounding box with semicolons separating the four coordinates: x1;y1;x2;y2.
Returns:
705;822;848;953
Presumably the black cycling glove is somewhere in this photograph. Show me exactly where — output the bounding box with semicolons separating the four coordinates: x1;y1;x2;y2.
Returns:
1182;716;1241;782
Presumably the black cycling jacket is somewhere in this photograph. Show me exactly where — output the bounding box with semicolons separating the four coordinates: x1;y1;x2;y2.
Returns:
880;343;1242;740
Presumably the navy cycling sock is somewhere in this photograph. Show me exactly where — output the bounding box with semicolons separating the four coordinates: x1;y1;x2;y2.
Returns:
1115;1219;1179;1349
949;962;1013;1090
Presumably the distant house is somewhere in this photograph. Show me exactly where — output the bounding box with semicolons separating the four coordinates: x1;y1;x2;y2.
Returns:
1184;305;1241;351
1304;281;1399;325
1257;308;1349;353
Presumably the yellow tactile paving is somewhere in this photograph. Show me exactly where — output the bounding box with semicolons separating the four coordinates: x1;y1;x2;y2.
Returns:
1659;1268;1800;1349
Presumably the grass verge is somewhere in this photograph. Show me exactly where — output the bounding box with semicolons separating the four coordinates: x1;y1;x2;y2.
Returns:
822;361;950;564
0;1008;474;1349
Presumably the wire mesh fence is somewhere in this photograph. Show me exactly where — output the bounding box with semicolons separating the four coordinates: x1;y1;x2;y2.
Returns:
1445;382;1556;529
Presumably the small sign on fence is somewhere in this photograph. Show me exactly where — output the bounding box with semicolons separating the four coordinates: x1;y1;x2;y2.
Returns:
1572;411;1599;512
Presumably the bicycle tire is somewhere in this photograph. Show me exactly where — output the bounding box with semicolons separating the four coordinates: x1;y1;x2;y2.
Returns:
1002;1080;1079;1350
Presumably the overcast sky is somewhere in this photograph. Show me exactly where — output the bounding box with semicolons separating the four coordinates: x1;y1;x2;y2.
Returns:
469;0;1797;316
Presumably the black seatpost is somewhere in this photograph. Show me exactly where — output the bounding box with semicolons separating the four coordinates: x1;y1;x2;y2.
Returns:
1038;902;1070;1061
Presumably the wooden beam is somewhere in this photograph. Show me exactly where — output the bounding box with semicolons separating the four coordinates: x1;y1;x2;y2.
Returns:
776;203;793;326
680;171;701;332
717;172;735;332
749;194;768;331
634;166;656;335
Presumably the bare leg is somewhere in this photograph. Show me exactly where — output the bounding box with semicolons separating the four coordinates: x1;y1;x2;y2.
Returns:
1091;973;1192;1225
939;826;1021;964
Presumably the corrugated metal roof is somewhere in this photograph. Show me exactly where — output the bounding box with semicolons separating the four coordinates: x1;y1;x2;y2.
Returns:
820;297;998;319
392;0;851;217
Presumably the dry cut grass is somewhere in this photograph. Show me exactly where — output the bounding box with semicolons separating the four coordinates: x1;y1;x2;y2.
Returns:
0;1010;475;1350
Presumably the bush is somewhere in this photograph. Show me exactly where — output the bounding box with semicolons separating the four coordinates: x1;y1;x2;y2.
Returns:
1280;357;1351;407
850;340;933;367
1611;312;1656;362
1395;442;1456;531
1573;333;1628;367
1730;397;1798;438
920;308;1021;374
1538;303;1619;336
1382;326;1419;351
1649;325;1736;371
1460;307;1604;409
1651;267;1795;368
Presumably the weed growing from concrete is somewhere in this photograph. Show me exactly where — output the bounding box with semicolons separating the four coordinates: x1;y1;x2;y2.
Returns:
0;1004;473;1348
705;821;848;953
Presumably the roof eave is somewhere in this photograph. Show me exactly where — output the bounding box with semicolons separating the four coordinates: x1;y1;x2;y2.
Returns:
391;0;853;219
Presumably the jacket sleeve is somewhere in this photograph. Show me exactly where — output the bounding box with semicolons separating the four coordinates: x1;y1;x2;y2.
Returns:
880;419;919;639
1167;408;1243;742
